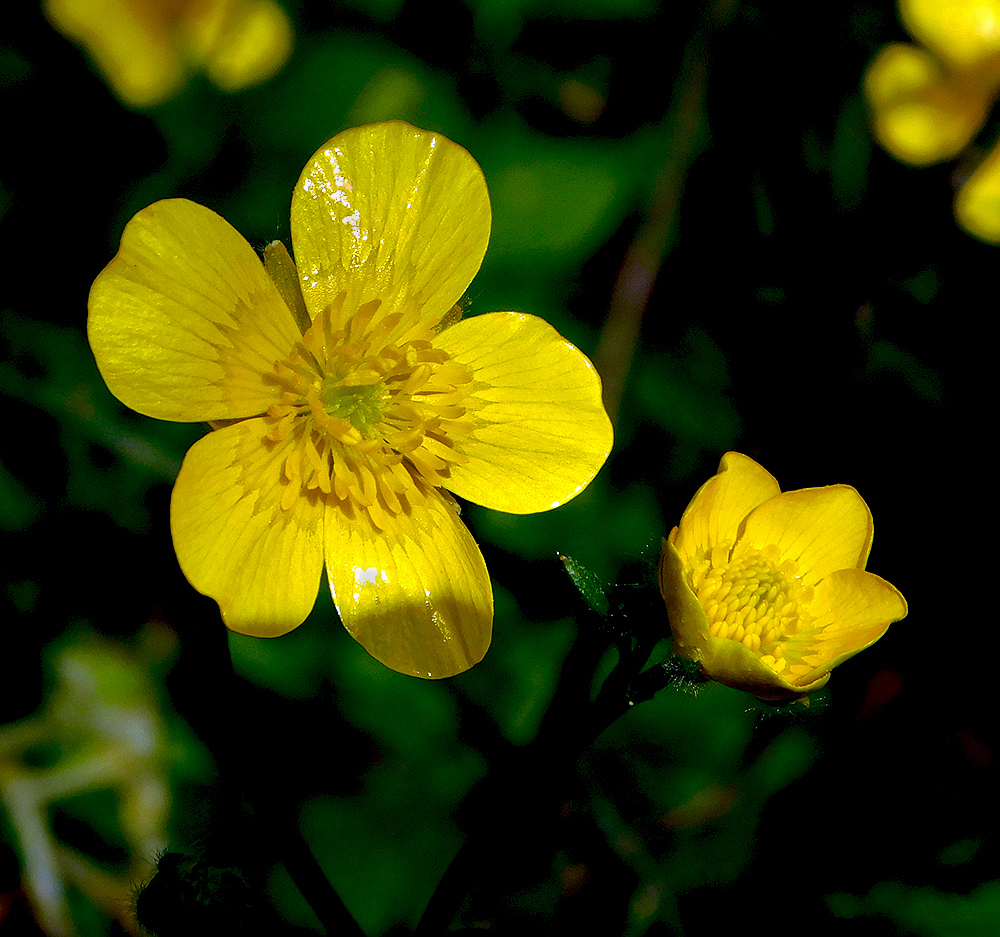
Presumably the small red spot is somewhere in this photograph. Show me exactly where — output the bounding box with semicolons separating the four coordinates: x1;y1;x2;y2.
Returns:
859;668;904;718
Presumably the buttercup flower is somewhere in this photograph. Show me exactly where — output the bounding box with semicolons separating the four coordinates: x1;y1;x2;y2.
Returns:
864;0;1000;240
44;0;293;108
89;121;613;678
659;453;907;701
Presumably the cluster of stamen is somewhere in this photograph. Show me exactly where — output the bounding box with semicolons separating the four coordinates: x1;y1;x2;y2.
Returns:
690;542;815;677
263;293;474;530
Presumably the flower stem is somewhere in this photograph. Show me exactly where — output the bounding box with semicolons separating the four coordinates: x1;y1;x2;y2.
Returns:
416;623;679;934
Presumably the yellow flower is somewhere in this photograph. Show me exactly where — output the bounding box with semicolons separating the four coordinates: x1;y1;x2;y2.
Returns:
658;453;907;701
44;0;293;108
864;0;1000;240
88;121;613;678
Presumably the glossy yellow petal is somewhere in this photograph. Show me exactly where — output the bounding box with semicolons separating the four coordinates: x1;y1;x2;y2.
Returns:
325;489;492;679
864;43;987;165
44;0;186;108
290;121;491;331
736;485;873;583
171;420;324;636
89;199;303;422
955;143;1000;241
796;568;909;682
430;312;612;513
672;452;780;563
901;0;1000;71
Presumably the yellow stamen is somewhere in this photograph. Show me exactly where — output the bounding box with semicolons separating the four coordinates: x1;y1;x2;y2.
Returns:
691;546;815;675
262;292;475;525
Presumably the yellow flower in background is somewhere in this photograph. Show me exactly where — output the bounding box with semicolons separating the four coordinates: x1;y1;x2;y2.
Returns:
658;453;906;701
864;0;1000;240
44;0;293;108
89;121;613;678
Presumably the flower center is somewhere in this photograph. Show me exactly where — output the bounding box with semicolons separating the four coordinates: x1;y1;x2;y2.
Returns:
691;542;815;677
320;379;387;437
262;293;474;529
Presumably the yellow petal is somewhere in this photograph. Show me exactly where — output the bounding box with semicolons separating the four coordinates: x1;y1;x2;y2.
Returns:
864;43;988;165
188;0;294;92
325;488;492;679
736;485;873;583
672;452;780;563
44;0;186;108
955;143;1000;241
702;633;829;701
89;199;303;422
431;311;612;513
795;568;908;685
171;420;324;635
290;121;491;331
658;536;712;659
901;0;1000;71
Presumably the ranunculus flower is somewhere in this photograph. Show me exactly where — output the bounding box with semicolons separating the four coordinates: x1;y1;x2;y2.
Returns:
89;121;613;678
864;0;1000;241
44;0;293;108
658;452;907;701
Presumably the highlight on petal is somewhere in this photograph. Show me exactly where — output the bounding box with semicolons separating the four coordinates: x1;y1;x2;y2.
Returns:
735;485;873;584
671;451;780;562
290;121;491;330
431;311;613;514
324;488;493;679
171;420;325;637
863;43;988;165
88;199;304;422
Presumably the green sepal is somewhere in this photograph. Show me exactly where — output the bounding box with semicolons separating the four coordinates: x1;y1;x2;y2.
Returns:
559;553;610;618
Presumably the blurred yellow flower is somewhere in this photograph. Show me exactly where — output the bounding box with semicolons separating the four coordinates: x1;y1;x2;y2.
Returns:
88;121;613;678
864;0;1000;240
44;0;293;108
658;453;906;701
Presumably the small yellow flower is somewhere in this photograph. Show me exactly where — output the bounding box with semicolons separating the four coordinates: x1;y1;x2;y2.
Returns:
658;453;907;701
89;121;613;678
44;0;293;108
864;0;1000;240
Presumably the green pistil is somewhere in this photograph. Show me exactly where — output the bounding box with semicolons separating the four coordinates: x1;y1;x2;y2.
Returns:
320;379;387;438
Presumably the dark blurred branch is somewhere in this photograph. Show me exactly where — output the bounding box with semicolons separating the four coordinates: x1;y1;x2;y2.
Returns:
595;0;735;422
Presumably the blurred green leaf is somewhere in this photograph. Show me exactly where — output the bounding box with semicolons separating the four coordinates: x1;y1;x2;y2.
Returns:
828;880;1000;937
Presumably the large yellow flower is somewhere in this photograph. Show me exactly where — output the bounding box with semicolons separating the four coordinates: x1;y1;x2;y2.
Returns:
658;453;907;701
89;121;613;678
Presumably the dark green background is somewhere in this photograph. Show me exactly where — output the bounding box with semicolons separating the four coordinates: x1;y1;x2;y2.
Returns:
1;1;992;934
